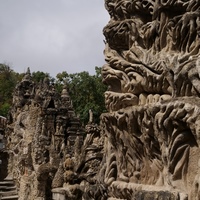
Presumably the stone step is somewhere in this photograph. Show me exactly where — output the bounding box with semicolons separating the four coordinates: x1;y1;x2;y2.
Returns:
0;178;18;199
1;195;18;200
4;186;16;191
0;186;7;190
0;190;18;197
0;186;16;191
0;181;15;186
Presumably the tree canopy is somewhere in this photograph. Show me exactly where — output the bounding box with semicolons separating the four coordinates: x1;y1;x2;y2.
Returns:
56;67;107;124
0;64;107;125
0;64;23;116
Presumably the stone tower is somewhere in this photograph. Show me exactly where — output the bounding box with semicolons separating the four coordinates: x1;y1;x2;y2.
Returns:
5;69;84;200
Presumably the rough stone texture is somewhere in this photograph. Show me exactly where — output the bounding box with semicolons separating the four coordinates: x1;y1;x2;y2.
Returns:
5;69;104;199
52;111;104;200
5;69;84;200
100;0;200;199
5;1;200;199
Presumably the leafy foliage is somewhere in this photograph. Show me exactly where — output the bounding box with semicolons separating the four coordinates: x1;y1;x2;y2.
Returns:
0;64;106;124
56;67;107;124
0;64;22;116
32;71;50;83
0;103;10;117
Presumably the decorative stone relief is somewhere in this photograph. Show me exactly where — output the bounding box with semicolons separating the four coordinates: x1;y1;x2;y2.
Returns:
5;1;200;199
52;110;104;200
101;0;200;199
6;69;84;200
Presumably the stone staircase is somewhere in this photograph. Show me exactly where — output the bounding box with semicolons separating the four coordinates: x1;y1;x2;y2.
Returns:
0;177;18;200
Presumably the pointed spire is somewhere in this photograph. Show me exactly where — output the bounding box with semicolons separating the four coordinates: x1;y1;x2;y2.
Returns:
26;67;31;75
22;67;32;82
61;82;70;99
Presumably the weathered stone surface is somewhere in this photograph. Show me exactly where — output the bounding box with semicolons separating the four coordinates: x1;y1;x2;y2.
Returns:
100;0;200;199
5;1;200;199
52;111;105;199
5;69;84;200
4;69;104;199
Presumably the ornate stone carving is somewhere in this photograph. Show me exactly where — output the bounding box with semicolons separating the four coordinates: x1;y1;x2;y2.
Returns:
6;69;84;200
52;111;104;200
6;69;104;199
101;0;200;199
5;1;200;199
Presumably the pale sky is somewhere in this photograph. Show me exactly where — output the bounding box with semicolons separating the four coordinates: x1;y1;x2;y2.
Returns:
0;1;109;77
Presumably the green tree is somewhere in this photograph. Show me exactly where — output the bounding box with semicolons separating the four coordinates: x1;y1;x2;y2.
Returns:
32;71;50;83
0;103;10;117
0;64;19;116
55;71;69;93
0;64;107;122
56;67;107;124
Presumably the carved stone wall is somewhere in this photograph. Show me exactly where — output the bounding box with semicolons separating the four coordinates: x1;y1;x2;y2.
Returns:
5;2;200;199
6;69;84;200
101;0;200;199
52;114;104;200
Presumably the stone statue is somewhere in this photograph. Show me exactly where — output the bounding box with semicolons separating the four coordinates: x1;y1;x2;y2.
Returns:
89;109;93;123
